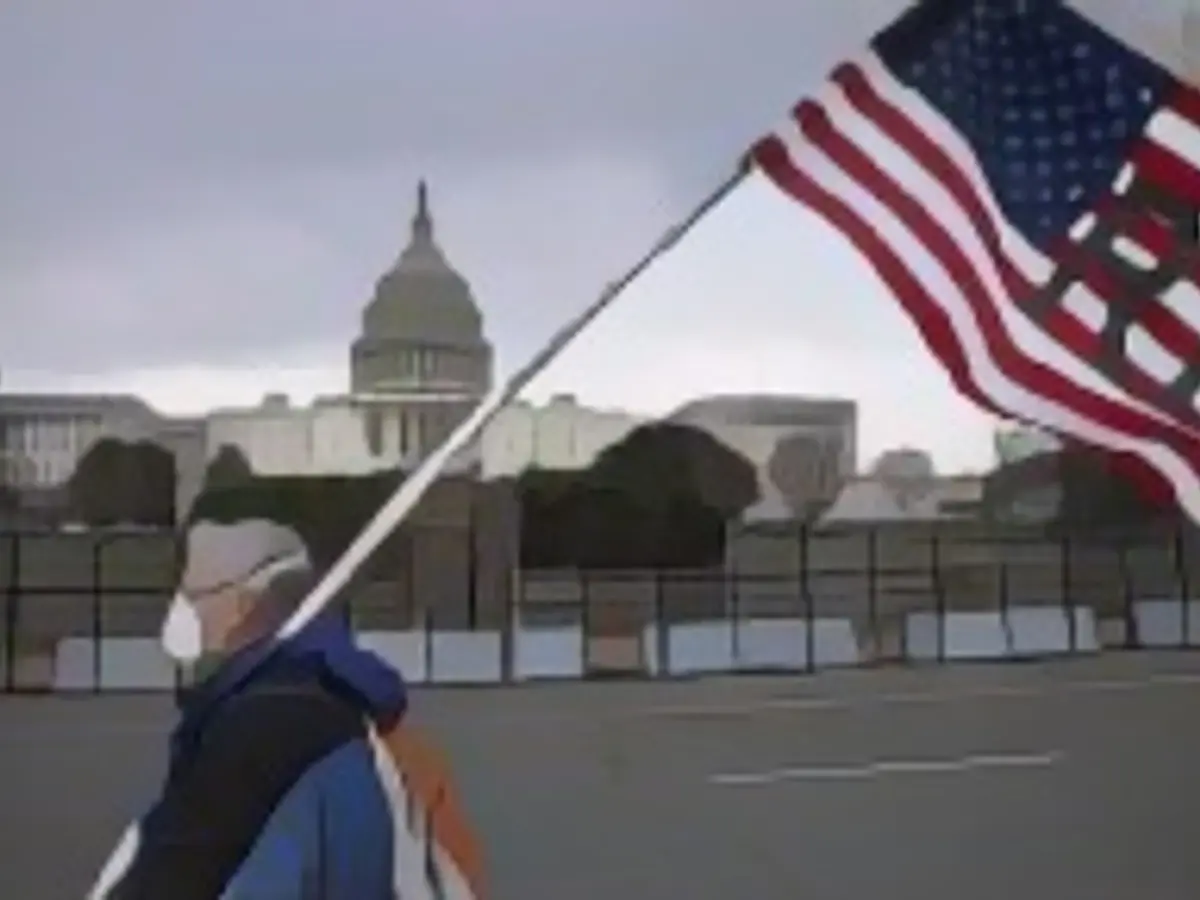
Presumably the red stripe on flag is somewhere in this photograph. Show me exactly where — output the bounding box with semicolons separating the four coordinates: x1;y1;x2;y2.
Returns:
1133;140;1200;207
751;135;998;418
1166;82;1200;130
790;98;1200;466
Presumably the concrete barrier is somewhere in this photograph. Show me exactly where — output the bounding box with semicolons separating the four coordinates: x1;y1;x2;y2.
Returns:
54;638;179;691
1009;607;1099;656
357;631;429;683
47;606;1124;691
905;612;1008;661
428;632;504;684
905;607;1099;661
361;631;507;684
1133;600;1200;647
514;626;585;680
643;618;860;676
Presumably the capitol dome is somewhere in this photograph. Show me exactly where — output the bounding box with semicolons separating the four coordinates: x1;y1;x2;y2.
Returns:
351;181;492;396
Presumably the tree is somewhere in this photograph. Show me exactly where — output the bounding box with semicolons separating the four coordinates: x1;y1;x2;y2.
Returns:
982;443;1176;533
767;432;843;520
589;423;759;520
1056;445;1175;532
516;423;756;570
68;438;176;526
188;467;409;575
68;438;128;526
201;444;254;491
123;440;177;526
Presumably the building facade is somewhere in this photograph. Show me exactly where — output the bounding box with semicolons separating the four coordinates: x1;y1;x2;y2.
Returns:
667;394;858;521
994;424;1061;466
205;393;475;477
348;180;493;462
204;181;494;478
479;394;644;479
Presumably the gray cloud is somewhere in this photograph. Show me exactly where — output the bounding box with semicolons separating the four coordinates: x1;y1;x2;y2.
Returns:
0;0;1183;377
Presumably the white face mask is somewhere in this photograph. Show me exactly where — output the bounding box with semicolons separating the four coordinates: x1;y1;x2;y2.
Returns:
160;550;311;663
161;592;204;663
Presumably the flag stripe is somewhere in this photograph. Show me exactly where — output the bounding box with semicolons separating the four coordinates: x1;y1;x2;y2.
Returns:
819;58;1200;452
1165;84;1200;131
752;135;999;419
1132;141;1200;207
753;70;1200;519
841;57;1200;432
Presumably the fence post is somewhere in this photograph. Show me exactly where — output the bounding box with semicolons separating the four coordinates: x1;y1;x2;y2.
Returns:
423;606;435;683
998;558;1013;655
1117;537;1136;649
580;570;591;677
724;571;734;672
505;559;520;685
466;497;478;631
4;534;19;693
866;528;880;662
654;570;669;677
931;531;946;663
1173;525;1191;648
1061;533;1077;653
799;524;814;674
91;536;104;694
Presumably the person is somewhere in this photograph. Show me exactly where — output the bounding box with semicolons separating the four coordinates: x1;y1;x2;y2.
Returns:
90;516;485;899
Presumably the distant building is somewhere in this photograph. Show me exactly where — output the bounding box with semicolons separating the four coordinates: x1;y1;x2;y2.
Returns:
994;424;1060;466
667;394;858;521
480;395;645;479
205;393;475;477
349;180;493;459
155;416;208;519
819;448;983;523
0;393;209;520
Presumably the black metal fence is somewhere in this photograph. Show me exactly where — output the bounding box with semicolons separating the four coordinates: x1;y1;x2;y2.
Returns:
0;523;1196;692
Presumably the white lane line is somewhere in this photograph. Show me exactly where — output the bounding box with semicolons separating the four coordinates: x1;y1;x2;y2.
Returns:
643;671;1200;719
709;751;1064;786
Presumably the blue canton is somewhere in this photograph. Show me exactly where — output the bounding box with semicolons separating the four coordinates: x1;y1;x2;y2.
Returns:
872;0;1175;250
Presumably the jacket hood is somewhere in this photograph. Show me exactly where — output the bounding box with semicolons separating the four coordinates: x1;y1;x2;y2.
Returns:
171;611;407;770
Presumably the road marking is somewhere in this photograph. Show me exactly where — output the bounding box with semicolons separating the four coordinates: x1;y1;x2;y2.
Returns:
643;671;1200;719
709;751;1064;786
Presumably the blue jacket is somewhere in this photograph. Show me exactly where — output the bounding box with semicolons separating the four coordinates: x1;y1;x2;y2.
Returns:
99;614;478;899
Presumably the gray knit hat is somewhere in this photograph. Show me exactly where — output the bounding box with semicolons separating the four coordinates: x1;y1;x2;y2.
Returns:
179;518;310;597
163;518;313;662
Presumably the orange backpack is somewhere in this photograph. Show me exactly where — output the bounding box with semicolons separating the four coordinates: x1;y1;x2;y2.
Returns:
375;720;487;898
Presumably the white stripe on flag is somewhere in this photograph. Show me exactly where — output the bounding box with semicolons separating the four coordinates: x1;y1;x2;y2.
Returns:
1161;280;1200;337
765;80;1200;522
1146;107;1200;170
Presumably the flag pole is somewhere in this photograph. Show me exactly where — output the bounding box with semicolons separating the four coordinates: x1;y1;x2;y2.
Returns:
90;156;750;897
275;159;751;640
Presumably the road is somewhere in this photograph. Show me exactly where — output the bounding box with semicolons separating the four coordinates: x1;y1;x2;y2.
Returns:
3;653;1200;899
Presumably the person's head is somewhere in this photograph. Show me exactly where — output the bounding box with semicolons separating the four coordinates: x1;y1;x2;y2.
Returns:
161;518;314;665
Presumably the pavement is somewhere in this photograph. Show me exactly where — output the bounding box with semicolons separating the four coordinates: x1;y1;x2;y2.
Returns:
3;653;1200;899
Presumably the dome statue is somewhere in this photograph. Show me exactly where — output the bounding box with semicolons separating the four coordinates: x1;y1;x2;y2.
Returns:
351;180;493;396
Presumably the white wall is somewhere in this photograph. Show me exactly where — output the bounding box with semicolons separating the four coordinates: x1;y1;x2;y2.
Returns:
480;396;644;478
206;394;498;477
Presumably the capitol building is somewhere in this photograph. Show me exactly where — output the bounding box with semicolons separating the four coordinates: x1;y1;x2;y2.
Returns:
205;181;496;478
1;181;868;524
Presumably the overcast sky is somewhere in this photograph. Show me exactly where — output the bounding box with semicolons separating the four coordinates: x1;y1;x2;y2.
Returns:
0;0;1190;473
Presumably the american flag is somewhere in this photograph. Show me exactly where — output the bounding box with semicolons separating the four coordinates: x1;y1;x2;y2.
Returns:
752;0;1200;521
